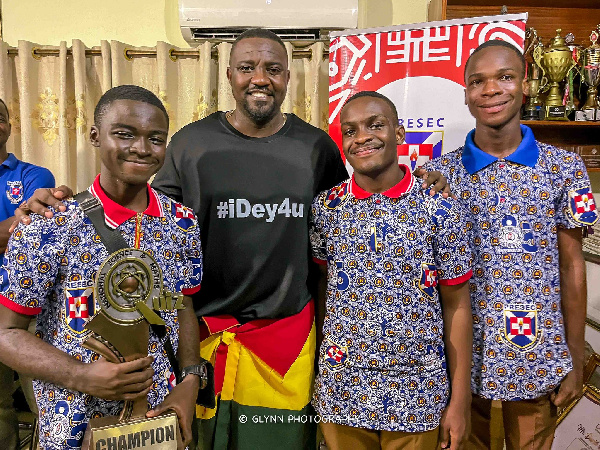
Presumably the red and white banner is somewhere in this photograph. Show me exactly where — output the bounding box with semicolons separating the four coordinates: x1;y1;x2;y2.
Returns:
328;14;527;172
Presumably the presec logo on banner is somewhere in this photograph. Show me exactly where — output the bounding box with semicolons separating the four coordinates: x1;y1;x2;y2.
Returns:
328;14;527;173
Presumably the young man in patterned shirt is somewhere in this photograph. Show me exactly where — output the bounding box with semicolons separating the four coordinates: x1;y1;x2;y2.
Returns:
0;85;203;449
425;40;598;449
310;91;473;450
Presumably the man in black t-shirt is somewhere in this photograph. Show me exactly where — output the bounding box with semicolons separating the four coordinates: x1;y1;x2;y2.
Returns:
17;29;449;449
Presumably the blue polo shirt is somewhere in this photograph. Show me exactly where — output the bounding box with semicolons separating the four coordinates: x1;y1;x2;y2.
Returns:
425;125;598;401
309;165;472;432
0;153;54;264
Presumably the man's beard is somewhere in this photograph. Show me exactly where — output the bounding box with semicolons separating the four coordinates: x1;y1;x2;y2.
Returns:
241;97;279;126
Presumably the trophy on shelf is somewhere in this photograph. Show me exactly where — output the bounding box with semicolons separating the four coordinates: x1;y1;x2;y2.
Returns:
534;29;577;121
523;28;548;121
575;26;600;121
81;248;184;449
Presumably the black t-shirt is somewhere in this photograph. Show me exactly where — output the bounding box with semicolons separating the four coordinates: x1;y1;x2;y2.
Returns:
152;112;347;320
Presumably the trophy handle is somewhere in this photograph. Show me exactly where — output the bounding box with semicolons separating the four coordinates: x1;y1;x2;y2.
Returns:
539;75;550;93
533;46;543;69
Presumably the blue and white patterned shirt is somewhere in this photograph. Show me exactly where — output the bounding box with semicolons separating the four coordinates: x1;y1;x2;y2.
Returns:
425;125;598;401
0;175;203;449
0;153;55;265
310;165;472;432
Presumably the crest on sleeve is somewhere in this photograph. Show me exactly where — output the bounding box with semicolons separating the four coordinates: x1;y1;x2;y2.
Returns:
501;306;540;350
568;188;598;225
171;202;196;231
324;341;348;370
6;181;23;204
64;283;95;335
323;183;349;210
418;263;438;299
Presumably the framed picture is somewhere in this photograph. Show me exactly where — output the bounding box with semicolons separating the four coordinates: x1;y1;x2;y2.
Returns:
585;353;600;389
584;253;600;330
553;385;600;450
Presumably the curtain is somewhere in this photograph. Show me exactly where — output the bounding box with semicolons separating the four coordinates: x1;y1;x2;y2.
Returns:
0;40;329;191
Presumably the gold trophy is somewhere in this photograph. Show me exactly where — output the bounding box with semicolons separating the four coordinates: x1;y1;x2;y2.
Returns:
576;27;600;120
81;248;185;449
523;28;548;120
534;29;577;121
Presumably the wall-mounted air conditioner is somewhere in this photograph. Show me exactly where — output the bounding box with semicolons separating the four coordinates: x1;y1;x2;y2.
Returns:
179;0;359;43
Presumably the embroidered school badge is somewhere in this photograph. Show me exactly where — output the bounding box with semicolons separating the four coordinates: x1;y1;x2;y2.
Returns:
323;182;348;210
418;263;438;299
568;188;598;226
324;342;348;369
6;181;23;204
171;202;196;231
64;284;95;335
501;306;541;350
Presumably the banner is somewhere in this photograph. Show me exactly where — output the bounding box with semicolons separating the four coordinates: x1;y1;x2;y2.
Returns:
328;14;527;173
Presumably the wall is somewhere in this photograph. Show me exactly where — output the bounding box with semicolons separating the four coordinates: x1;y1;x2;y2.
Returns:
0;0;429;48
1;0;187;47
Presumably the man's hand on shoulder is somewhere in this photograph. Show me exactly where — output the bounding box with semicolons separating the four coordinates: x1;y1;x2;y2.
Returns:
10;185;74;232
414;167;454;199
146;374;200;449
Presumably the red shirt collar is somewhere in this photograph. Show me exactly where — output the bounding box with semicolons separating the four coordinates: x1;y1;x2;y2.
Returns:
89;175;164;229
350;164;415;199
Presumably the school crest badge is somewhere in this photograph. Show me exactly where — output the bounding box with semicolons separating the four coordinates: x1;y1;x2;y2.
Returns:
418;263;438;299
324;341;348;369
501;306;541;350
568;188;598;226
64;284;95;335
6;181;23;204
171;202;196;231
324;183;348;209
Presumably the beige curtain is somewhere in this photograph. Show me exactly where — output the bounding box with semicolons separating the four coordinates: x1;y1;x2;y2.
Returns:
0;40;329;191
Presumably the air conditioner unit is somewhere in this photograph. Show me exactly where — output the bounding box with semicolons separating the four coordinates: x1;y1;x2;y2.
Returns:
179;0;359;44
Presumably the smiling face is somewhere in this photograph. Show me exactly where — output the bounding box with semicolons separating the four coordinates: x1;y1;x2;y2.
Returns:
340;96;405;178
90;99;168;188
227;37;290;125
464;46;529;130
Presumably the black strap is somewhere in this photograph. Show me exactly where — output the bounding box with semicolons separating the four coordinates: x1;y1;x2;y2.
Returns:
75;191;181;380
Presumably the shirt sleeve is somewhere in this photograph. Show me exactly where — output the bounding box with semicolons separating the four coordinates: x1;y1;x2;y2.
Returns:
315;135;349;194
556;153;598;229
309;193;328;265
22;166;55;199
0;215;62;315
174;208;203;296
152;140;183;203
431;195;472;285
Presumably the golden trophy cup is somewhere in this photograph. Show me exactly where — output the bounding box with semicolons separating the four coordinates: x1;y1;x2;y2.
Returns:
534;29;577;121
577;27;600;120
80;248;185;450
523;28;548;120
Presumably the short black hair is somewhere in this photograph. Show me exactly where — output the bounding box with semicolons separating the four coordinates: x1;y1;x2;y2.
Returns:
94;85;169;128
0;98;9;121
464;40;526;81
230;28;288;61
342;91;399;125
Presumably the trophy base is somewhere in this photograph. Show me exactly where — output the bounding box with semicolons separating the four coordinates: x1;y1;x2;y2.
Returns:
544;106;568;121
522;107;543;121
575;109;597;121
82;412;179;450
